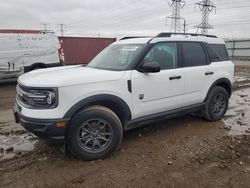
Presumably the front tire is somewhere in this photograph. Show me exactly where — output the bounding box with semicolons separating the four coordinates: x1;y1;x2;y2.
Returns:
66;106;123;160
202;86;229;121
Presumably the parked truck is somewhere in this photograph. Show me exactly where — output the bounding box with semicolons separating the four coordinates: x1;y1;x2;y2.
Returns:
0;30;64;80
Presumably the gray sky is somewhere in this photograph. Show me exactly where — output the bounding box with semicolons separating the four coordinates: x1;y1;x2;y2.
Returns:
1;0;250;39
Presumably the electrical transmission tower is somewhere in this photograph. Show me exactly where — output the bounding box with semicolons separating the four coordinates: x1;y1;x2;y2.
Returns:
195;0;216;34
166;0;186;33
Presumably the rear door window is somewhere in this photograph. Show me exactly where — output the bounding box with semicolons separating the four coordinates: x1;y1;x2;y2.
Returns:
208;44;229;61
181;42;207;67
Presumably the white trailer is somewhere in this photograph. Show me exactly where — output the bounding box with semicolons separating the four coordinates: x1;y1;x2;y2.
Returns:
0;31;64;80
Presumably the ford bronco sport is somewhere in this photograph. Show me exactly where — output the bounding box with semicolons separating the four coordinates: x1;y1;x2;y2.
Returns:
14;33;234;160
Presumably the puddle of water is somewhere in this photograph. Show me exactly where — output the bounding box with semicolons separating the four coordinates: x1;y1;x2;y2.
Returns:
223;88;250;135
0;133;37;159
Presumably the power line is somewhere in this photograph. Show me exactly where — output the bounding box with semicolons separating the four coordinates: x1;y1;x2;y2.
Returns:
66;1;250;30
70;7;167;29
61;0;250;37
68;6;166;27
68;8;249;32
67;0;249;27
67;7;250;32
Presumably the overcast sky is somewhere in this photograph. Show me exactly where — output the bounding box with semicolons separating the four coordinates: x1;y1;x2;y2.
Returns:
1;0;250;39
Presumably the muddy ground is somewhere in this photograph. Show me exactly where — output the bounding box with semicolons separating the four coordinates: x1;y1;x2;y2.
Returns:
0;78;250;188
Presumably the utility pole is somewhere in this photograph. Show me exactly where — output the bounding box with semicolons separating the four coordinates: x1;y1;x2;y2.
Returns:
195;0;216;34
183;19;188;34
166;0;186;33
58;24;66;37
41;23;49;31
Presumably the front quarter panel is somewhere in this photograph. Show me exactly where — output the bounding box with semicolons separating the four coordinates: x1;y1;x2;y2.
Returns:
59;77;133;118
19;72;133;120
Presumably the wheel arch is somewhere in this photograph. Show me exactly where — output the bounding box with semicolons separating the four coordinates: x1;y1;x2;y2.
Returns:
204;78;232;102
64;94;132;126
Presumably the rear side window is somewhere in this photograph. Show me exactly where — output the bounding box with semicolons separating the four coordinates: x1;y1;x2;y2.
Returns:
204;44;221;62
208;44;229;61
181;42;207;67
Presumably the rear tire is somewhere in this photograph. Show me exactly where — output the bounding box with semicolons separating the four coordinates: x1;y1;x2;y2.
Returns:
202;86;229;122
66;106;123;160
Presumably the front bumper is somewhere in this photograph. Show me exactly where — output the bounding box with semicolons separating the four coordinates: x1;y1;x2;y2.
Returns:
13;102;70;142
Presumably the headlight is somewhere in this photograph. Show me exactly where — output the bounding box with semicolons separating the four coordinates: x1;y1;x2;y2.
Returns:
17;85;58;109
28;90;56;107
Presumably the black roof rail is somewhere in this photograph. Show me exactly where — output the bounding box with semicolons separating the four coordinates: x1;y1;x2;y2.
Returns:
156;32;217;38
119;36;151;40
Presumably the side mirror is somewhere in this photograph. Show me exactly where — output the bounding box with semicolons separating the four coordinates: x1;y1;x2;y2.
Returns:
138;61;161;73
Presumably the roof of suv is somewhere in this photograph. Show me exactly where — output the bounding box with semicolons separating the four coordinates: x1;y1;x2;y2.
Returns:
116;33;225;45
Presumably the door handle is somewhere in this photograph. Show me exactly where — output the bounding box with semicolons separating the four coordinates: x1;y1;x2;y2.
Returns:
205;71;214;75
169;75;181;80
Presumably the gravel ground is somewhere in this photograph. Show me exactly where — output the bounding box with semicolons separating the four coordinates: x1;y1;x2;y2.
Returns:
0;80;250;188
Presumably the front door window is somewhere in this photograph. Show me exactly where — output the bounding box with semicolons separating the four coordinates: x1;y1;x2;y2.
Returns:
142;43;177;70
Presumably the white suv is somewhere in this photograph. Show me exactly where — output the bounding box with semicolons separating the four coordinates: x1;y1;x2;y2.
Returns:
14;33;234;160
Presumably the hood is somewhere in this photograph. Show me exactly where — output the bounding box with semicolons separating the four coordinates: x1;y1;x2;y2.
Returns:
18;65;125;87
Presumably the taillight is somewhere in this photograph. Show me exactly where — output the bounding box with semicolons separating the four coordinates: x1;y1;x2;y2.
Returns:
58;47;65;65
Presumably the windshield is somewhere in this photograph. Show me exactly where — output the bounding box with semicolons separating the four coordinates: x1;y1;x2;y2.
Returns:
87;44;145;71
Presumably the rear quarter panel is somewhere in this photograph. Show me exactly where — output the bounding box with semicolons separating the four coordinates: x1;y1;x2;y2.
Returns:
202;60;234;101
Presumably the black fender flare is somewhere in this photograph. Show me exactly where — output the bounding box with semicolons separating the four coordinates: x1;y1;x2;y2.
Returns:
24;62;47;72
204;77;232;102
63;94;132;121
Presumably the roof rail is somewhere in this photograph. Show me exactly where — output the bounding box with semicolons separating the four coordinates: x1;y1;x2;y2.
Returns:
119;36;151;40
156;32;217;38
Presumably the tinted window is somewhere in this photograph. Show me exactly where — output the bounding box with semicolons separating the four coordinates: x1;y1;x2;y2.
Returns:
209;44;229;61
182;43;207;67
204;44;221;62
143;43;177;70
